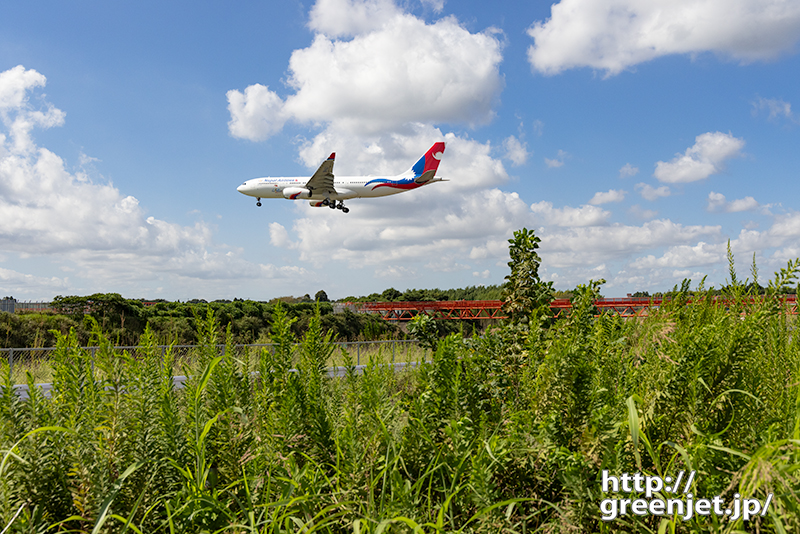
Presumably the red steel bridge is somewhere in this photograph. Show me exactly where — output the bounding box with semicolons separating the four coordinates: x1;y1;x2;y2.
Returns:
345;295;799;321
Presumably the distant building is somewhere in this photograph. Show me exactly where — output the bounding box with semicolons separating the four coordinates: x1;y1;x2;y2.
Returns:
0;298;53;313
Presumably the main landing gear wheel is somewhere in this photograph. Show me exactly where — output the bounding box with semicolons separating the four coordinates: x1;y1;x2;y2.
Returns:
342;207;350;213
336;202;350;213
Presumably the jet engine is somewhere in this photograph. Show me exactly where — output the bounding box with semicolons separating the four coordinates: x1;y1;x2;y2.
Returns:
282;187;312;199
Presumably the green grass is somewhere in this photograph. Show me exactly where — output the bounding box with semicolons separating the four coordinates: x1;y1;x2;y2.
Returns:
4;341;429;386
1;291;799;533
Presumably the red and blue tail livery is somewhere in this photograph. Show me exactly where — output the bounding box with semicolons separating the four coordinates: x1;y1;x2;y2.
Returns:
237;142;446;213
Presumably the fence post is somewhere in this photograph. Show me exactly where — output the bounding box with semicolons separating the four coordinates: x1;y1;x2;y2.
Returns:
90;347;96;373
7;349;12;381
357;343;360;367
392;341;395;365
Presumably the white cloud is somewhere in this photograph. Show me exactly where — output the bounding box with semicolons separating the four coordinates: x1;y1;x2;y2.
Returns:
620;163;639;178
297;125;508;191
228;2;504;139
503;135;529;166
226;84;288;142
530;201;611;227
628;204;658;220
0;66;303;298
589;189;626;205
420;0;445;12
631;242;723;269
527;0;800;76
308;0;402;38
654;132;745;183
752;96;797;123
284;185;531;269
635;182;671;201
0;65;47;111
707;191;760;212
539;219;721;272
269;222;292;248
0;266;69;298
545;149;568;168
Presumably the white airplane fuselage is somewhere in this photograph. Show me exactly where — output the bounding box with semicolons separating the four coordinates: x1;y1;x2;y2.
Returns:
237;175;444;201
236;142;446;212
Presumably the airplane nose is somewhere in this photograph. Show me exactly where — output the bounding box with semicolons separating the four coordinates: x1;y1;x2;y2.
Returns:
237;183;247;194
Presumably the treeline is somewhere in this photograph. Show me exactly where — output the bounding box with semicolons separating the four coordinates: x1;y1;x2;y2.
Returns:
344;284;504;302
2;285;511;349
1;294;398;348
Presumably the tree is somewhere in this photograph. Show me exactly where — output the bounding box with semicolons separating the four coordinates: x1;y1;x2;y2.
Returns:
315;290;330;302
381;287;402;301
501;228;554;322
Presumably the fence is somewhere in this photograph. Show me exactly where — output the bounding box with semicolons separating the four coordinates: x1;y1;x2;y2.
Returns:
2;339;424;387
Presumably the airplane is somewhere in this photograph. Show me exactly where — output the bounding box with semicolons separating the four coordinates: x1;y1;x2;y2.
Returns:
236;142;446;213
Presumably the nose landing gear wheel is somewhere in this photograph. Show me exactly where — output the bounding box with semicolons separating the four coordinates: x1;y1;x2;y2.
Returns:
256;197;262;207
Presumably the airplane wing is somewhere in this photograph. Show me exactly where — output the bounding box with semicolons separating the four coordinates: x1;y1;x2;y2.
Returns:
304;153;336;195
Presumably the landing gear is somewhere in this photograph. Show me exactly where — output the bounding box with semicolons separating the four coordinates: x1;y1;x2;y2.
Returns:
256;197;261;207
319;198;350;213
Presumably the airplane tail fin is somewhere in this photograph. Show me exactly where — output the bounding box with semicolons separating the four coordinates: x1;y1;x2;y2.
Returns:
401;142;445;184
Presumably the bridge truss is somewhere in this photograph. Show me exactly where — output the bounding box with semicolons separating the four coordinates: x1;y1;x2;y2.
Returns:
350;295;798;321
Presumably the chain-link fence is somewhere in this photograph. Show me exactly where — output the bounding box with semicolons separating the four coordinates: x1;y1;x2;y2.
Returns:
2;340;426;387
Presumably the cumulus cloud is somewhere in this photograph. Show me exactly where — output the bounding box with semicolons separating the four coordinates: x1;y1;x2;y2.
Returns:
619;163;639;178
539;219;721;270
0;265;69;297
0;65;47;110
527;0;800;76
503;135;529;166
295;125;508;191
707;191;760;212
635;182;671;201
589;189;626;205
654;132;745;183
269;222;292;248
628;204;658;220
544;149;568;168
752;96;797;123
308;0;402;37
0;66;303;298
287;186;530;269
631;242;723;269
530;201;611;227
228;1;504;139
226;84;288;142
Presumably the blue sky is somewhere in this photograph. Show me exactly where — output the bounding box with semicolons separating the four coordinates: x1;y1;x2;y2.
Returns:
2;0;800;301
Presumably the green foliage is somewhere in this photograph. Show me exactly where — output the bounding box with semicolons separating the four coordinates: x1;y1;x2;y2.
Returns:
4;252;800;532
408;314;439;352
4;297;402;348
501;227;554;322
